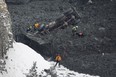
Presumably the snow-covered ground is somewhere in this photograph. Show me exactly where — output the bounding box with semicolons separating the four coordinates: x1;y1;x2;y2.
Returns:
0;42;100;77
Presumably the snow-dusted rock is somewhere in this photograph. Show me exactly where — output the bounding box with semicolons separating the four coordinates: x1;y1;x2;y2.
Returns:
0;0;13;57
0;42;50;77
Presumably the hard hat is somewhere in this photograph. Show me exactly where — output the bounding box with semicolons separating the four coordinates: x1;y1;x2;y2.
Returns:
75;26;78;28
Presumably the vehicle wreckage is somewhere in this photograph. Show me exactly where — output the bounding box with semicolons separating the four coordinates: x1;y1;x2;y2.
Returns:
47;7;80;32
24;7;80;44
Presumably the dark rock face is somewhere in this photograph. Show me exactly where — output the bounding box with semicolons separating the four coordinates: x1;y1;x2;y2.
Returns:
15;34;52;57
0;0;13;57
6;0;116;77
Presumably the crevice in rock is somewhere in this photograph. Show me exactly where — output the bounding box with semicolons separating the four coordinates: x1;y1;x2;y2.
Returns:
15;34;53;57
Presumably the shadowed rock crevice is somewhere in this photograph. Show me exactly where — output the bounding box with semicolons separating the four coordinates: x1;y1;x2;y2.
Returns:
15;34;53;57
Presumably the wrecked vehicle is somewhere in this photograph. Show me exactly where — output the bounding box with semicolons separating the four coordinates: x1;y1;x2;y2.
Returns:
24;7;80;44
47;7;80;32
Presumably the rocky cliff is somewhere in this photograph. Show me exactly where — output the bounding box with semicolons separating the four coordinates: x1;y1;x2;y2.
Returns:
0;0;13;57
6;0;116;77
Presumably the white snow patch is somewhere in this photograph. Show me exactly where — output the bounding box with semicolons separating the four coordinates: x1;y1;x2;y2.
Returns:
0;42;50;77
0;42;100;77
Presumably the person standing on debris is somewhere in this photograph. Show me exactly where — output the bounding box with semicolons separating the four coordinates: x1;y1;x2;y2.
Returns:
77;32;84;37
38;23;48;35
54;54;62;67
34;23;40;31
39;23;46;32
27;26;32;32
72;26;78;36
63;21;68;29
41;24;50;34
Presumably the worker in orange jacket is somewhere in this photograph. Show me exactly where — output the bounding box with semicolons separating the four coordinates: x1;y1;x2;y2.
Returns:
34;23;40;31
54;54;62;67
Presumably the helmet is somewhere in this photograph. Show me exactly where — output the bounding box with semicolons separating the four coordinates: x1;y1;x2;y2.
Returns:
75;26;78;28
35;23;40;28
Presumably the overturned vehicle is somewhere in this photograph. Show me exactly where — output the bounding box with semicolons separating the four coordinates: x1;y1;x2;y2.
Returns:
26;7;80;35
23;7;80;45
47;7;80;32
17;7;81;56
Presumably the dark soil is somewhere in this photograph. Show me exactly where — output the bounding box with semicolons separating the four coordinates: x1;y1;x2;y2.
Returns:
6;0;116;77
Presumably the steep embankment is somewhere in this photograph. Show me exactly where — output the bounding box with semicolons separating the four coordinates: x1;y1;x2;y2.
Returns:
7;0;116;77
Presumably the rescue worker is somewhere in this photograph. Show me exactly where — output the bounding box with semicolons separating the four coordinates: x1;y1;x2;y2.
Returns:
45;24;49;30
62;21;68;29
54;54;62;67
41;24;50;34
27;27;31;32
38;23;49;35
27;26;32;32
77;32;84;37
39;23;46;32
34;23;40;31
72;26;78;36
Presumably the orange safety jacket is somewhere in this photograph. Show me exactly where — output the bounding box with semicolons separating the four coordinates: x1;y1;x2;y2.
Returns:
34;23;40;28
55;55;62;61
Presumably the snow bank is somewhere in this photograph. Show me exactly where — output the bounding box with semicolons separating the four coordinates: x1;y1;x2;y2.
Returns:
0;42;100;77
0;42;50;77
